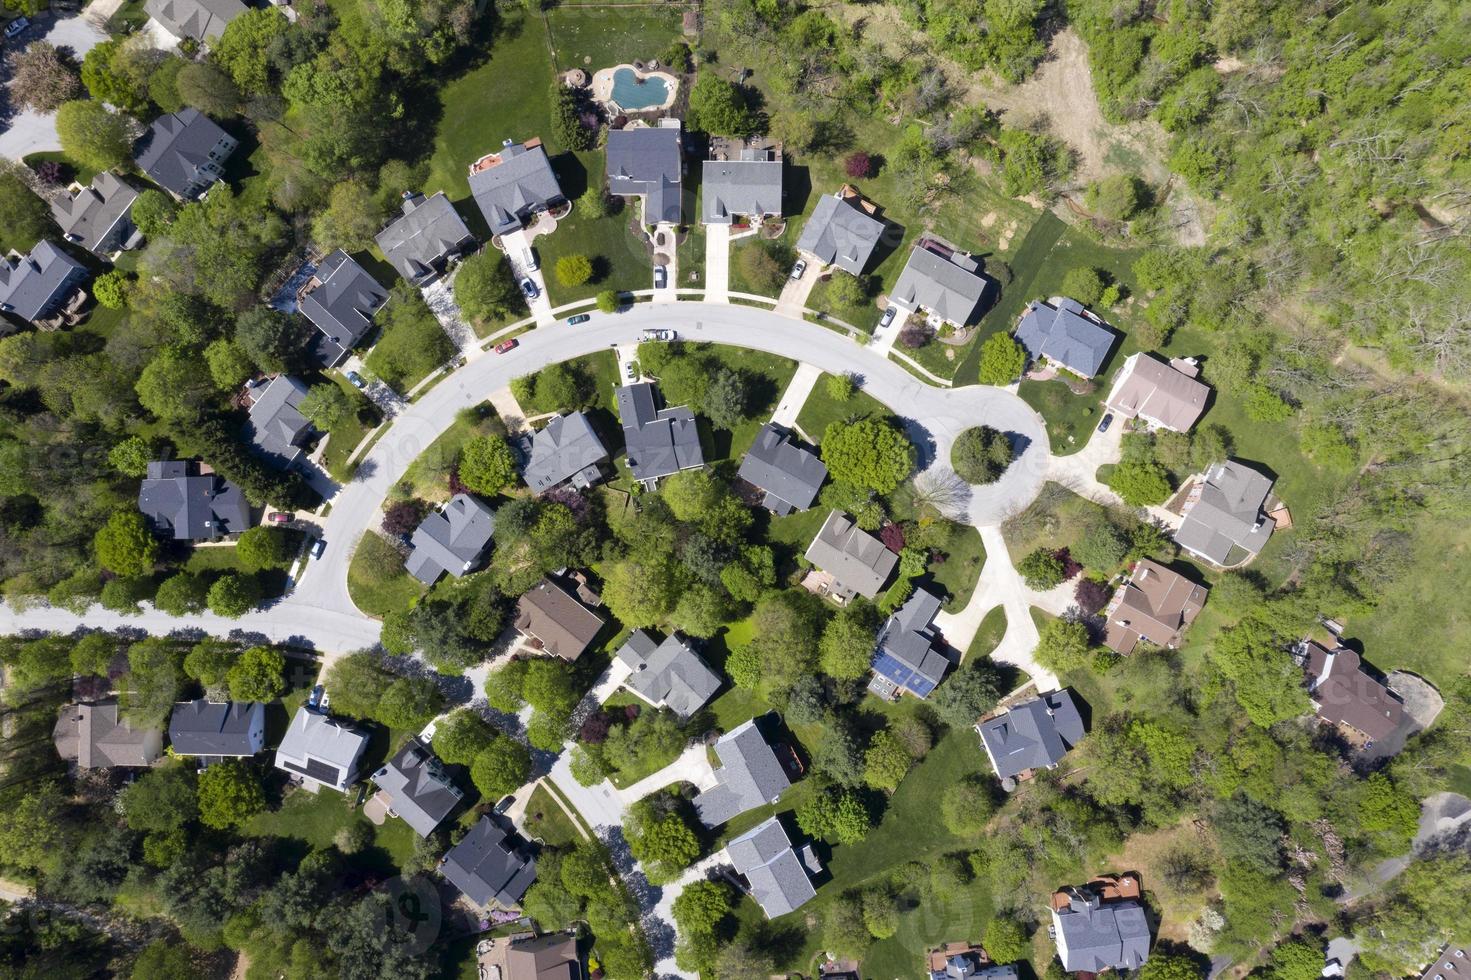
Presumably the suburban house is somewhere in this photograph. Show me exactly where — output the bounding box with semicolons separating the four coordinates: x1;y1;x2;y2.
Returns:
493;933;581;980
803;510;899;602
167;700;266;759
468;139;566;237
244;374;313;468
889;238;991;329
144;0;245;44
1051;876;1151;973
514;578;606;661
693;716;793;826
726;816;820;918
1104;353;1211;432
1013;298;1119;379
976;689;1086;782
926;943;1014;980
701;143;783;225
1101;559;1209;656
615;629;722;719
370;736;464;836
375;191;476;286
1417;944;1469;980
737;423;827;515
869;588;950;700
1174;460;1276;566
0;241;90;328
137;460;251;541
439;815;537;909
405;493;497;585
134;108;239;201
1295;639;1406;744
51;172;143;256
795;186;886;275
521;411;609;494
299;249;391;368
274;706;369;793
53;700;162;769
616;381;704;486
605;122;683;225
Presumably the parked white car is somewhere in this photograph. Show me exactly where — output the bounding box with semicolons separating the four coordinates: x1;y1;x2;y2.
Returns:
640;329;676;342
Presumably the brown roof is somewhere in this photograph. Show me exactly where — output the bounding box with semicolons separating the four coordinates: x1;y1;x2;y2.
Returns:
1105;353;1210;432
514;579;605;661
54;699;162;768
1302;640;1405;742
506;933;580;980
1102;560;1208;655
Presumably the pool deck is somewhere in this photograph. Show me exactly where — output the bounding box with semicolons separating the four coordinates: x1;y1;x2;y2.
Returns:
591;64;679;113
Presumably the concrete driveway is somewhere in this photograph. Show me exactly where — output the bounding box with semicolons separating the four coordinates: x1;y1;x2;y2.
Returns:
774;259;818;316
703;223;730;302
501;230;554;326
0;12;107;160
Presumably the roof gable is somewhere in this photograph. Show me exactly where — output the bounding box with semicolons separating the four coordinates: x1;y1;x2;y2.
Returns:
795;191;885;274
522;412;609;493
737;424;827;514
890;242;990;325
1013;298;1118;377
803;510;898;599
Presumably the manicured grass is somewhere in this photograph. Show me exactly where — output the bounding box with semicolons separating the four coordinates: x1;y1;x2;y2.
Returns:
321;374;381;483
537;158;654;305
520;351;621;416
399;402;505;502
521;783;583;847
807;272;884;333
954;211;1068;383
346;531;424;618
794;372;890;442
543;4;686;71
425;15;557;205
698;345;799;462
726;231;792;299
674;222;706;291
966;606;1009;661
1019;376;1106;454
1002;482;1115;560
246;783;418;869
923;524;986;612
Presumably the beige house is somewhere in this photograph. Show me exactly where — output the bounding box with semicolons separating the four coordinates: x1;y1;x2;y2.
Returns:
1101;559;1209;655
1104;353;1211;432
53;700;162;769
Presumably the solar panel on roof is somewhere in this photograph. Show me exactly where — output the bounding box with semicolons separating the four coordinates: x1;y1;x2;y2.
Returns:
282;757;341;784
872;651;918;687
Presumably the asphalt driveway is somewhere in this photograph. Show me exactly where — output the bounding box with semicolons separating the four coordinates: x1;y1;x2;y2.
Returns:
0;11;108;161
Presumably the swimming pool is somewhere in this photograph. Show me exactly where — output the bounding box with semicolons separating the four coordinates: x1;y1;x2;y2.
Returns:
611;67;670;111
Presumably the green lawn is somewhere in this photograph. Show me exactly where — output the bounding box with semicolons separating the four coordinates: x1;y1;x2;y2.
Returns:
954;212;1068;383
794;372;890;442
543;4;687;71
699;345;799;461
183;542;293;599
321;373;381;483
246;783;417;870
807;272;885;333
520;351;621;416
346;531;424;618
726;230;793;299
399;402;506;502
1019;376;1106;454
537;156;653;305
966;606;1009;662
521;783;584;847
674;222;706;291
1002;482;1117;560
21;150;97;186
923;525;986;612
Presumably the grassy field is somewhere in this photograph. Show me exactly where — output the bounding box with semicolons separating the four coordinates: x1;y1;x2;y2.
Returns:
246;783;417;870
521;783;584;847
399;402;506;502
965;606;1008;661
1002;482;1116;560
321;374;381;483
922;525;986;612
347;531;424;618
540;155;655;305
806;271;885;332
543;4;687;71
1019;376;1107;454
794;372;890;441
954;212;1068;382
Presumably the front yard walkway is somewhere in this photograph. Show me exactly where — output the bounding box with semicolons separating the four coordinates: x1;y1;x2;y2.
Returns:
485;385;530;435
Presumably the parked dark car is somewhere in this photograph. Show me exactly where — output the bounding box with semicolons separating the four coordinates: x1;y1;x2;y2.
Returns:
1097;412;1114;433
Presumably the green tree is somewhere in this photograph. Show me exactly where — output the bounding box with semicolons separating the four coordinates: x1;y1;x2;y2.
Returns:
80;39;147;112
941;775;997;835
226;646;286;701
595;290;620;313
933;659;1005;727
175;61;239;116
312;180;384;252
1061;266;1107;307
686;71;763;136
1017;547;1066;589
983;916;1028;964
825;372;855;401
1086;174;1145;221
455;251;521;325
299;382;354;432
235;307;313;374
236;526;293;571
154;573;210;615
1206;614;1310;727
1073;520;1130;571
131;190;178;238
1265;942;1325;980
576;187;607;220
822;417;916;494
1107;454;1173;506
796;789;871;844
94;510;159;577
7;42;83;114
1139;953;1207;980
458;435;518;494
212;7;291;92
432;709;497;766
555;254;593;287
0;167;53;253
92;269;130;309
550;84;595;151
470;736;532;799
202;338;252;391
120;763;198;833
378;677;446;729
626;802;701;884
978;332;1028;385
1212;793;1285;874
702;367;751;430
183;639;239;686
1356;773;1419;852
71;632;119;678
130;940;194;980
863;729;915;792
136;350;216;421
207;573;263;618
1035;618;1092;673
672;879;735;936
951;426;1014;484
108;436;154;478
819;604;879;680
196;760;265;828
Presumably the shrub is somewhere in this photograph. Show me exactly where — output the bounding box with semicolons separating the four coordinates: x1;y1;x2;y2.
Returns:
844;151;874;178
1017;547;1067;589
92;270;130;309
825;372;855;402
1061;266;1107;307
595;289;620;313
898;319;933;349
1074;577;1112;616
977;332;1028;384
951;426;1014;484
458;435;518;494
556;254;593;287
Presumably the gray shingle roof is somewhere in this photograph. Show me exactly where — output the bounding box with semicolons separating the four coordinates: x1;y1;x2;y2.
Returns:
693;717;791;826
737;423;827;515
1053;891;1151;972
51;172;141;255
375;191;476;285
468;140;565;237
616;630;722;718
144;0;245;41
1013;298;1118;378
606;126;682;225
522;412;608;494
245;375;312;466
137;460;251;540
871;588;949;699
168;700;264;756
274;707;369;791
977;689;1085;779
803;510;898;600
54;700;162;769
701;159;783;225
1173;459;1275;565
405;494;496;585
616;381;703;484
889;242;990;326
300;250;390;368
726;817;818;918
795;192;886;275
371;736;464;836
134;108;237;200
441;816;537;908
0;240;88;323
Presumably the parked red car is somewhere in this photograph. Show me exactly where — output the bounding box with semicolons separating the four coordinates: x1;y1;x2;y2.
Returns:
267;512;292;524
495;339;519;354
